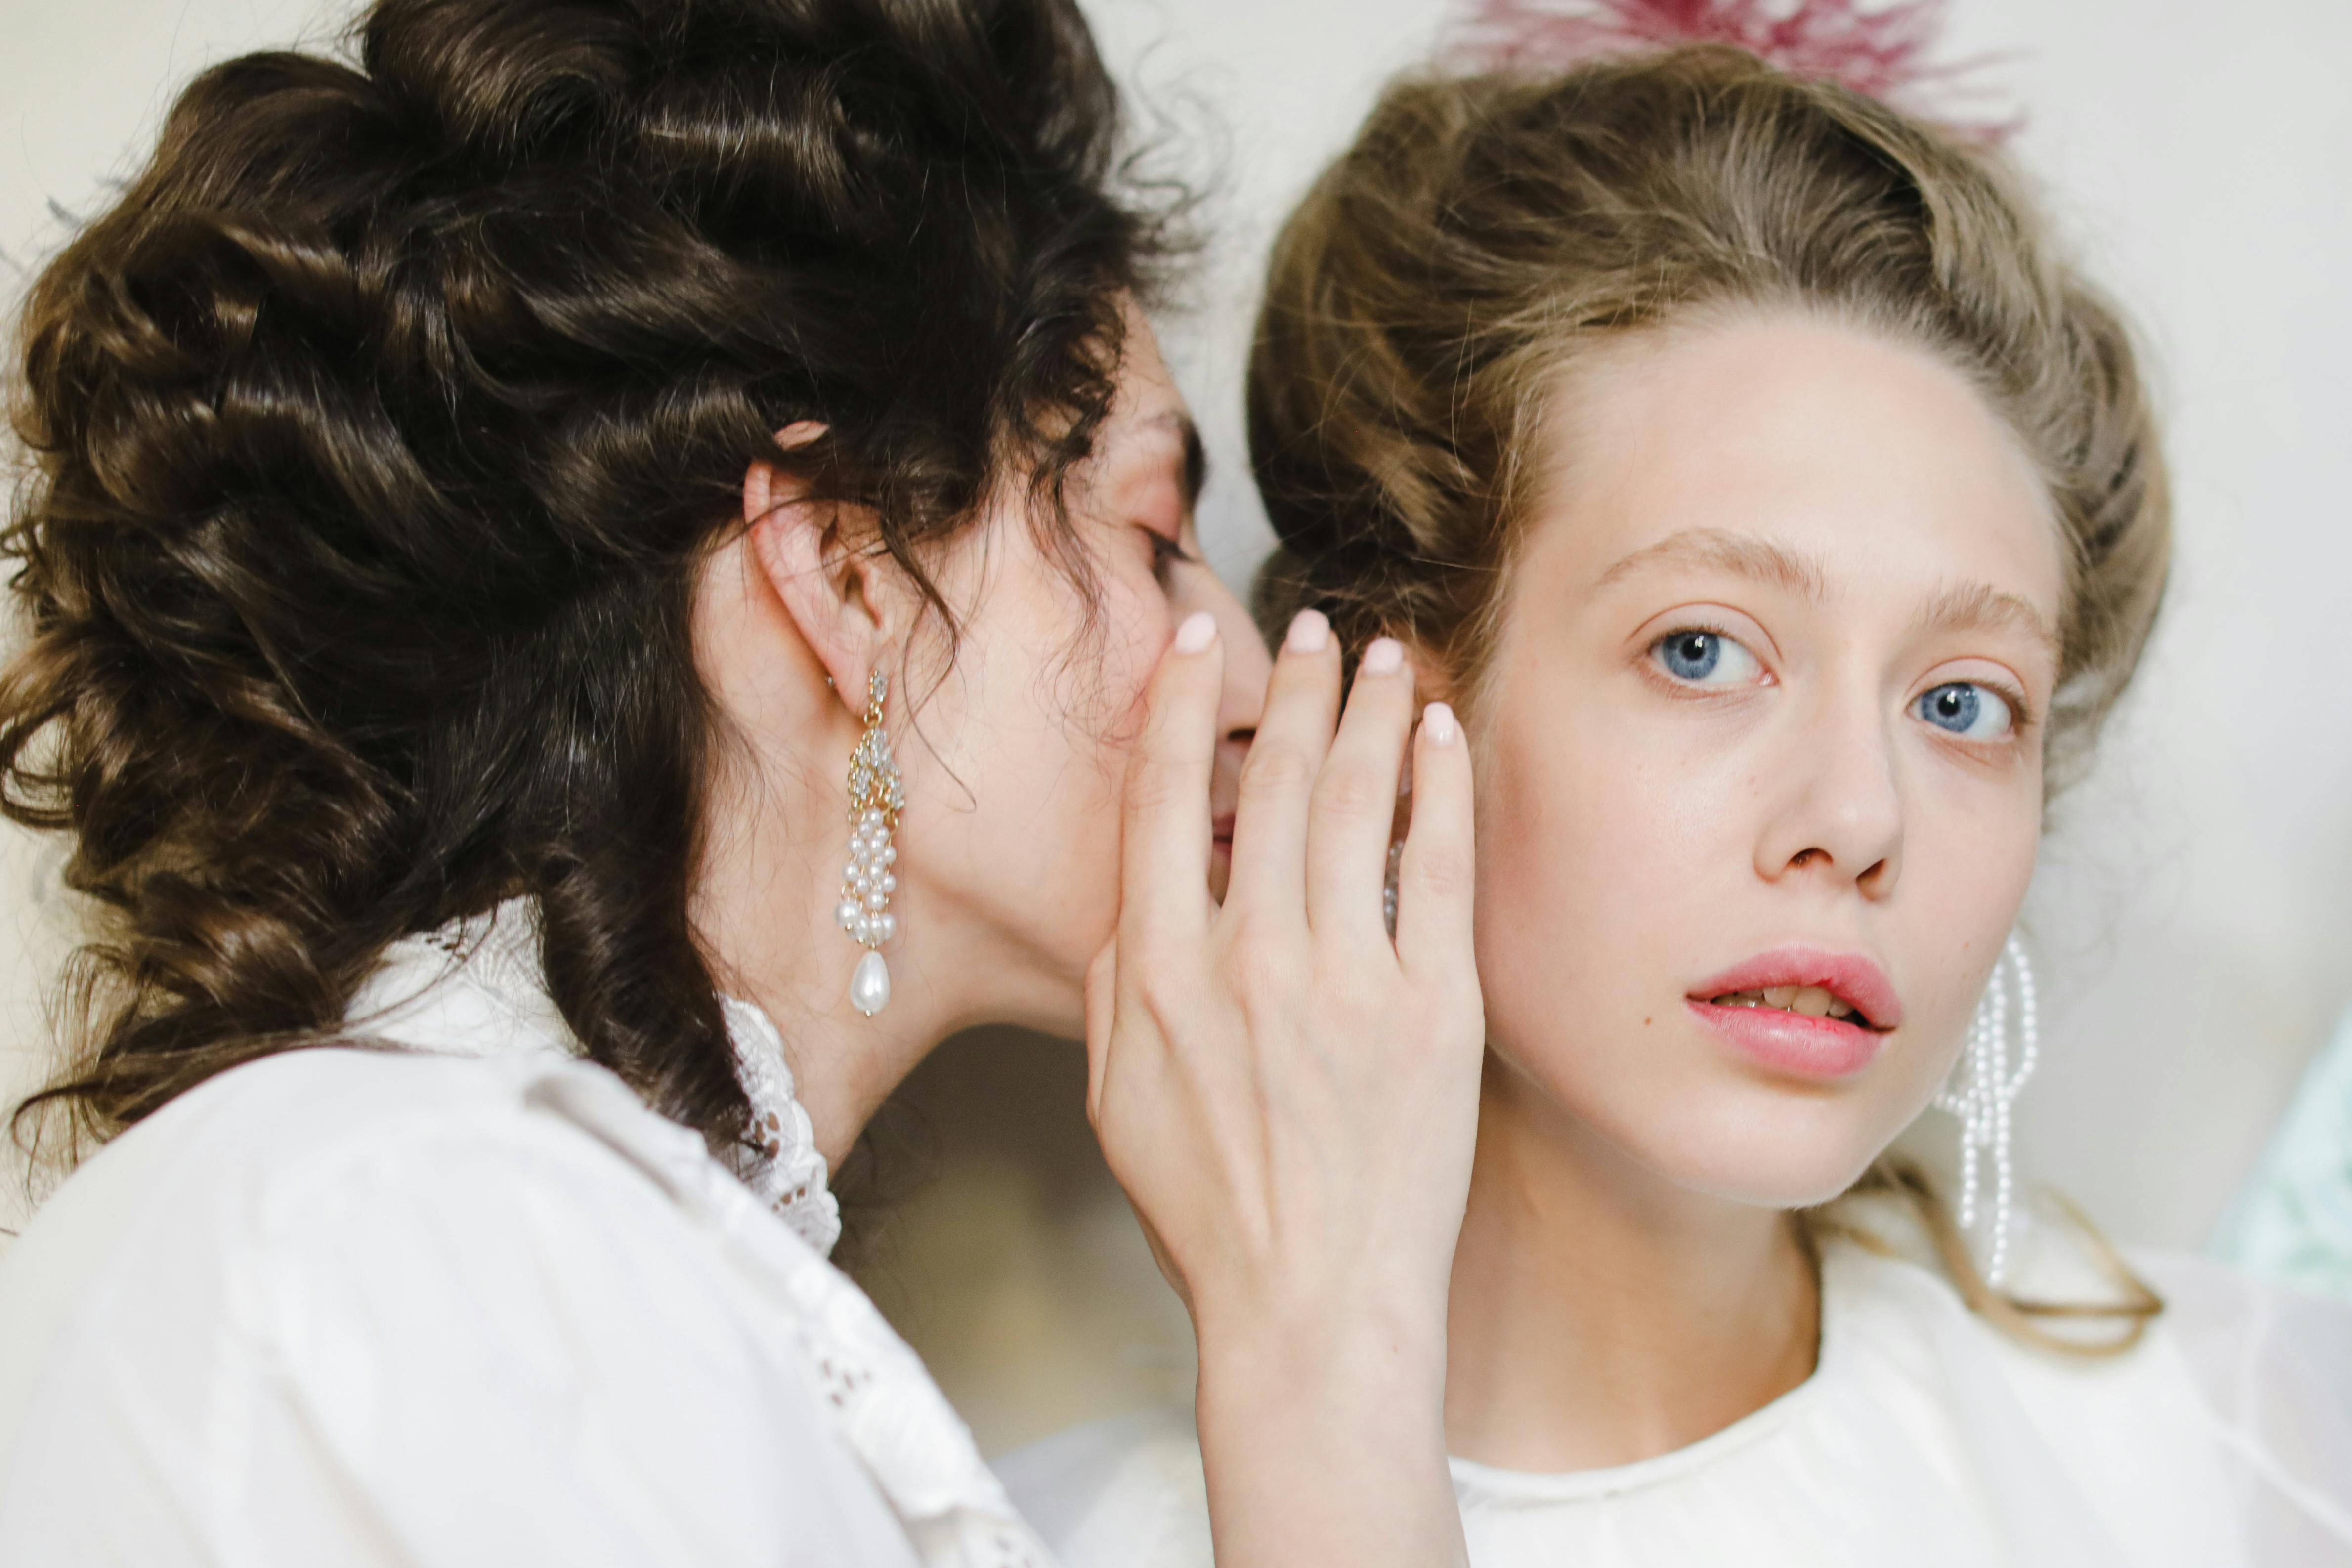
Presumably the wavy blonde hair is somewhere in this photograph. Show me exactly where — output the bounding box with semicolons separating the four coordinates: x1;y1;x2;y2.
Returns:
1248;45;2168;1351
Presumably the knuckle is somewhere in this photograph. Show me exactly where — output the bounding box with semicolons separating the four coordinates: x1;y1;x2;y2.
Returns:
1130;961;1187;1019
1219;922;1295;1001
1314;761;1389;823
1407;842;1475;902
1237;744;1314;804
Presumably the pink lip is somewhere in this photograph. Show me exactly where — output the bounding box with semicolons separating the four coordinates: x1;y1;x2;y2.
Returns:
1684;945;1901;1081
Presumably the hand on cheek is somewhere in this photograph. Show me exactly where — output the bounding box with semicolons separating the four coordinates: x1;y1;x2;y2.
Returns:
1085;607;1485;1568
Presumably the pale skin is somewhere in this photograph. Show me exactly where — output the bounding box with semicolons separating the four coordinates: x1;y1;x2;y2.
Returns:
1441;313;2065;1472
691;313;1486;1566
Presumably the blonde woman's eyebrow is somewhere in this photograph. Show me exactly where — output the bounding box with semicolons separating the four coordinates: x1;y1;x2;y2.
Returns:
1592;527;1828;600
1911;580;2061;661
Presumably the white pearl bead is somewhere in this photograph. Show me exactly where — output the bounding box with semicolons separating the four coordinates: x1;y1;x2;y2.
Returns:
865;888;889;911
876;873;896;895
873;912;896;942
878;845;896;866
862;808;883;828
834;899;859;929
850;949;891;1016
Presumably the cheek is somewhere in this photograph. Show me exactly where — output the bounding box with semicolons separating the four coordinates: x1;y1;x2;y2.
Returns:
1885;768;2042;1076
1475;701;1707;1091
985;571;1167;932
1474;681;1756;1004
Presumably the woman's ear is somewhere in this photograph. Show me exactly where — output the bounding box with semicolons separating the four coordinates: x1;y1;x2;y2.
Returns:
743;424;902;713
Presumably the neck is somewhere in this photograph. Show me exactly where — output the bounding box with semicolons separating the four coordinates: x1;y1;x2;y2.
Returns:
692;731;994;1171
1444;1053;1819;1472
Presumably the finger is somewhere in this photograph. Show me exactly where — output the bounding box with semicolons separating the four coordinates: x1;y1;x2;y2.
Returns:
1222;608;1342;920
1394;702;1479;988
1305;636;1415;943
1120;610;1225;947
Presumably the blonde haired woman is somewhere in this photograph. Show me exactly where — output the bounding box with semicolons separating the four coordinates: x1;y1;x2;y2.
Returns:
1011;24;2352;1568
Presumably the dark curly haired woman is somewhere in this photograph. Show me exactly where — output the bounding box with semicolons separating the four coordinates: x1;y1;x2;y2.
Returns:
0;1;1489;1563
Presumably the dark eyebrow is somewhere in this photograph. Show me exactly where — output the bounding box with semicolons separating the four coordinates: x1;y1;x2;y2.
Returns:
1913;579;2061;662
1593;527;1828;600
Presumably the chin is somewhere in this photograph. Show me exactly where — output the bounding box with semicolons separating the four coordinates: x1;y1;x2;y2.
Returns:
1665;1138;1887;1211
1581;1074;1904;1212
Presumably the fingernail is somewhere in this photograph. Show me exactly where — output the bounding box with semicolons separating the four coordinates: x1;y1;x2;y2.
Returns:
1284;608;1330;654
1422;701;1458;745
1361;637;1404;677
1173;611;1218;655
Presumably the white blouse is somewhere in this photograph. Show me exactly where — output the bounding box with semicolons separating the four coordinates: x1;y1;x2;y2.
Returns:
1001;1231;2352;1568
0;903;1054;1568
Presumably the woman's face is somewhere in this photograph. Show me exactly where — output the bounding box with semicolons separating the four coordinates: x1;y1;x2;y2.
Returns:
1471;314;2064;1205
893;319;1265;1036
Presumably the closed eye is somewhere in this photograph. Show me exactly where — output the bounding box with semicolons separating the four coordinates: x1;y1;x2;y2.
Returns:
1149;528;1197;587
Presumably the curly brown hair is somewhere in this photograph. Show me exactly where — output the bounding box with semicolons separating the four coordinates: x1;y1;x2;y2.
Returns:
1248;46;2170;1350
1;0;1175;1168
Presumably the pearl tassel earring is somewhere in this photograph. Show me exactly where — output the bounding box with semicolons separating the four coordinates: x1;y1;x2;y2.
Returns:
1935;934;2039;1287
834;670;903;1017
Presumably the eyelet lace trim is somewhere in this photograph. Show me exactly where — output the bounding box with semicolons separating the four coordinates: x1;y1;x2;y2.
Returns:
525;1059;1055;1568
719;993;843;1257
400;903;1042;1566
408;908;843;1256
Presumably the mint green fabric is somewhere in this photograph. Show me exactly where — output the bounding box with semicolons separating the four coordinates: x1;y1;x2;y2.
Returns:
2215;1006;2352;1298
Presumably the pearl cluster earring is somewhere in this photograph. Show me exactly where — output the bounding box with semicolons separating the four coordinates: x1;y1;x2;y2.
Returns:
834;670;904;1017
1935;934;2039;1287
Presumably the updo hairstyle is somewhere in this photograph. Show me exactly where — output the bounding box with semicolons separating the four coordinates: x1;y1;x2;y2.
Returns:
0;0;1171;1164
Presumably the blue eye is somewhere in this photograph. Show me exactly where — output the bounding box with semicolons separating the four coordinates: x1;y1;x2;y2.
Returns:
1652;629;1762;688
1915;682;2014;740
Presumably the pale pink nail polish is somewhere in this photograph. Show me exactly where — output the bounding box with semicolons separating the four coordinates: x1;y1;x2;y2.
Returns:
1173;611;1218;654
1362;637;1404;676
1285;609;1331;654
1423;701;1459;745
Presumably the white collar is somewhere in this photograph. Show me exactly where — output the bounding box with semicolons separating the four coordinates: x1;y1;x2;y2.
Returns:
349;898;842;1256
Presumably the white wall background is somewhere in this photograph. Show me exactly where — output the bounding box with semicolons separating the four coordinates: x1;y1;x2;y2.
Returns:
0;0;2347;1438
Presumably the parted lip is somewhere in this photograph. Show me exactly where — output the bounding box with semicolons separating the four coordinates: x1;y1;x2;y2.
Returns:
1210;812;1236;848
1686;945;1903;1031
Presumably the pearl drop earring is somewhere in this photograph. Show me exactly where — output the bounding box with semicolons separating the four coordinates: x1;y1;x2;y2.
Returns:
1935;934;2040;1287
834;670;903;1017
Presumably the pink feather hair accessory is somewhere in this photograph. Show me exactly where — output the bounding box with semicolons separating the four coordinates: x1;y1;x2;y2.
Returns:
1453;0;2019;143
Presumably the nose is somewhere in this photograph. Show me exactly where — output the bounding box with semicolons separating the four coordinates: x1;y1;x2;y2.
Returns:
1753;678;1903;898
